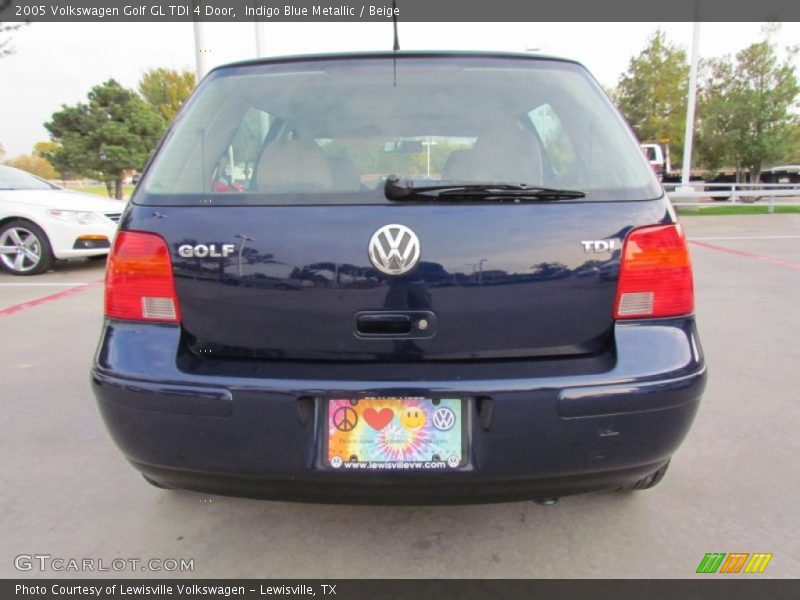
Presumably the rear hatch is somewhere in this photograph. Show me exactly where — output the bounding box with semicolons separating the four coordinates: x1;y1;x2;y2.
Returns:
130;200;663;361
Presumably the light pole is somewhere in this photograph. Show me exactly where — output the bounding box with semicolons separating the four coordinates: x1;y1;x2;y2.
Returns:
421;137;438;178
193;19;209;81
255;22;266;58
477;259;488;285
254;22;270;140
235;234;254;278
680;20;701;189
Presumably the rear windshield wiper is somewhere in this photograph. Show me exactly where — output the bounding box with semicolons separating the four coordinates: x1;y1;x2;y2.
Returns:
384;175;585;202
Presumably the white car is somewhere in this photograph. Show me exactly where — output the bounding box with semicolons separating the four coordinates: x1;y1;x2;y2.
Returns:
0;165;123;275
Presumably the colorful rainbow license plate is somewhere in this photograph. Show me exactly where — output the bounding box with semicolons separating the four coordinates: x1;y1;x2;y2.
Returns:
326;397;466;470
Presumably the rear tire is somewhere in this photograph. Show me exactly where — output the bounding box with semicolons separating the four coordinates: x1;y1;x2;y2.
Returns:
141;474;172;490
0;220;55;276
620;460;670;491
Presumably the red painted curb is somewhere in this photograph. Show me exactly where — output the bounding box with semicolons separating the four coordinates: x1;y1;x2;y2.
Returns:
0;280;103;319
689;240;800;272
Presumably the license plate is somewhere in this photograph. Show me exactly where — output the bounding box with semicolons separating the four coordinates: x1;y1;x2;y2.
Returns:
325;397;466;470
779;177;790;183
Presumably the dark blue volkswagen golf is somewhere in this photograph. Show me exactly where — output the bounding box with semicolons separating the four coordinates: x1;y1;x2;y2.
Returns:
92;52;706;504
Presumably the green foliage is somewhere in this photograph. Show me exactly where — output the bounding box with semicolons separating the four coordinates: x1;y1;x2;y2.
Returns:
677;205;800;216
697;27;799;179
695;56;735;174
323;138;471;180
45;79;166;198
33;140;59;159
79;184;134;198
788;125;800;163
4;154;58;179
138;68;196;123
615;29;689;164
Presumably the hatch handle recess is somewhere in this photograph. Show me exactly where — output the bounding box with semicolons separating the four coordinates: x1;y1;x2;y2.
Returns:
354;311;437;339
356;314;412;336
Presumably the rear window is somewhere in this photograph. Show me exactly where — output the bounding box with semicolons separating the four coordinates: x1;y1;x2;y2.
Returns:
138;55;661;205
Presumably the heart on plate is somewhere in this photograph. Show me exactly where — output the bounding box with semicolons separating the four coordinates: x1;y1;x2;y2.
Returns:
363;407;394;430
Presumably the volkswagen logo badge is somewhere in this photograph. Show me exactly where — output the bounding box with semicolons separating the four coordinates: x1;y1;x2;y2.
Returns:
368;224;421;276
432;407;456;432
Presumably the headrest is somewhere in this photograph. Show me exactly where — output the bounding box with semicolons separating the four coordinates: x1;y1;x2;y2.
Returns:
470;128;544;185
442;149;474;181
256;139;332;193
327;155;361;192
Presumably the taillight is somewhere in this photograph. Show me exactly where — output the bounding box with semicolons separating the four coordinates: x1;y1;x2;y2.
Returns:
105;231;181;323
613;223;694;319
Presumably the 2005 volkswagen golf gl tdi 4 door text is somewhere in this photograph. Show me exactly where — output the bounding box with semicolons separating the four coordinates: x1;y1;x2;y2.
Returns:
92;52;706;504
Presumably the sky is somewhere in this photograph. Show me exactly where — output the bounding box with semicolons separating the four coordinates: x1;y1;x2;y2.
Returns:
1;21;799;157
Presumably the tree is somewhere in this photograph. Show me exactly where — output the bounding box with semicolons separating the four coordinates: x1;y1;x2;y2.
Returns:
0;20;27;58
138;68;196;123
4;154;58;179
697;26;799;180
0;142;5;162
789;125;800;163
45;79;166;198
614;29;689;166
695;57;736;174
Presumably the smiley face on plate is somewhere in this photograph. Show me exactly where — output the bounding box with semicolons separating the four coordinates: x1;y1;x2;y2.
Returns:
399;406;426;430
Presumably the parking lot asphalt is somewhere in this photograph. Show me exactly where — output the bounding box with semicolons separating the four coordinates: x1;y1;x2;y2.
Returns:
1;214;798;579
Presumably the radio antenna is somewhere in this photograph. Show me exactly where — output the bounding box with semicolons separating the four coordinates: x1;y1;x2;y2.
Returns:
392;0;400;51
392;0;399;86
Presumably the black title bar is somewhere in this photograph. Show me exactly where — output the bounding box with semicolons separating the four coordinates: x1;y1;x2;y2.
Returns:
5;580;800;600
2;0;800;22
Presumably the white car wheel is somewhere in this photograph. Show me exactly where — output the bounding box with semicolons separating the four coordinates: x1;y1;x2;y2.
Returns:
0;220;55;275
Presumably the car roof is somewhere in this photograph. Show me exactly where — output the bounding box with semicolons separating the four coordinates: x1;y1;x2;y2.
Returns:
765;165;800;171
209;50;584;75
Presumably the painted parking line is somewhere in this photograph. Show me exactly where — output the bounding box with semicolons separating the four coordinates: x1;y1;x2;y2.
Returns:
0;282;101;287
689;240;800;272
0;280;103;319
690;235;800;241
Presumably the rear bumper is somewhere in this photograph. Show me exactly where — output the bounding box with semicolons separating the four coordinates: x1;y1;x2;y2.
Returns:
92;317;706;504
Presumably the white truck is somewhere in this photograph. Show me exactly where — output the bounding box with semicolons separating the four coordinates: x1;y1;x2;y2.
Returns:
640;143;666;181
